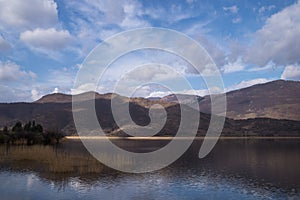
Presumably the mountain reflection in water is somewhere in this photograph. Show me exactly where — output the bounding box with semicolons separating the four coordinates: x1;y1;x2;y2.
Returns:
0;138;299;200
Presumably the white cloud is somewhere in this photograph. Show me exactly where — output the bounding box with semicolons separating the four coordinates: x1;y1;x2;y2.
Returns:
120;2;150;28
258;5;275;14
63;0;205;58
281;64;300;80
83;0;128;25
120;16;150;29
227;78;271;91
1;85;60;102
123;64;180;82
53;87;59;94
223;5;239;14
99;49;192;85
0;85;65;102
61;0;149;56
143;4;197;24
71;83;98;95
147;87;222;98
98;29;121;41
76;64;83;69
20;28;72;51
221;58;245;73
232;17;241;24
31;89;41;101
247;61;275;72
0;0;58;30
45;68;76;94
0;61;40;102
66;1;146;34
192;34;227;68
246;1;300;66
147;91;172;98
0;61;36;82
0;35;11;52
0;85;32;102
180;87;222;96
0;66;76;102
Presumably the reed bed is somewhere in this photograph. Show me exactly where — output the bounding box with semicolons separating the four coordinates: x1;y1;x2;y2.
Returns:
0;145;103;174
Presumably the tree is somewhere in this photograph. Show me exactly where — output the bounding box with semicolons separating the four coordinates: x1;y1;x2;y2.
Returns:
3;126;8;134
0;131;9;143
44;130;64;144
24;120;43;133
24;121;32;132
12;121;22;132
2;121;62;145
35;124;43;133
23;121;44;145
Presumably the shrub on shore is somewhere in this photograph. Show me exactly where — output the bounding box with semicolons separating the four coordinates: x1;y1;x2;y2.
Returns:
0;121;64;145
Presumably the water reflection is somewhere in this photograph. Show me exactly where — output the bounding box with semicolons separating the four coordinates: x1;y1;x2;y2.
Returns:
0;139;299;199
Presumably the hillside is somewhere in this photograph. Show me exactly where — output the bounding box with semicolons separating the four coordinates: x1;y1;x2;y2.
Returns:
161;80;300;121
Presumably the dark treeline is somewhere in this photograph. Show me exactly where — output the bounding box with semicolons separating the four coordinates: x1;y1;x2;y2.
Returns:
0;121;64;145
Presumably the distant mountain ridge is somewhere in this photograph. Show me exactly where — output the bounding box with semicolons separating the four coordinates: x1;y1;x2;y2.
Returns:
36;92;116;103
36;93;72;103
159;80;300;121
0;79;299;136
222;80;300;120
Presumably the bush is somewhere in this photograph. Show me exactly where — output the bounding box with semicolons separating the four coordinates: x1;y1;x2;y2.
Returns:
0;132;9;143
1;121;64;145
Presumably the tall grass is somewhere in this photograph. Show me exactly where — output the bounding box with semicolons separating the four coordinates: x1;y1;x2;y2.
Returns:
0;145;103;174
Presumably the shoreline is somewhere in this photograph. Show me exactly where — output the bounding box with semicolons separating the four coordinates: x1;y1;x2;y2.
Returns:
66;136;300;140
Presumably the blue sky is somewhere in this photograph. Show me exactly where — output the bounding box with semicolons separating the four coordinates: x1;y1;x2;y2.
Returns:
0;0;300;102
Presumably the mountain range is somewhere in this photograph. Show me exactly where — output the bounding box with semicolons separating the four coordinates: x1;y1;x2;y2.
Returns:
0;79;299;136
159;80;300;121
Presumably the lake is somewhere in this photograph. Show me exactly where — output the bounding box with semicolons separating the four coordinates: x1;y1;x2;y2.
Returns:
0;138;299;199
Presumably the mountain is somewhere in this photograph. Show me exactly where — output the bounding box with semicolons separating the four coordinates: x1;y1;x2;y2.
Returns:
222;80;300;120
36;91;117;103
161;94;204;105
0;80;299;137
36;93;72;103
160;80;300;121
146;97;161;101
0;92;176;135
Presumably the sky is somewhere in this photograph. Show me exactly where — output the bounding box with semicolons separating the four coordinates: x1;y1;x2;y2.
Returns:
0;0;300;102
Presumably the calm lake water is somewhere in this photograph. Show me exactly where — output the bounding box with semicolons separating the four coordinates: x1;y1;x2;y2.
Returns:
0;138;299;200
